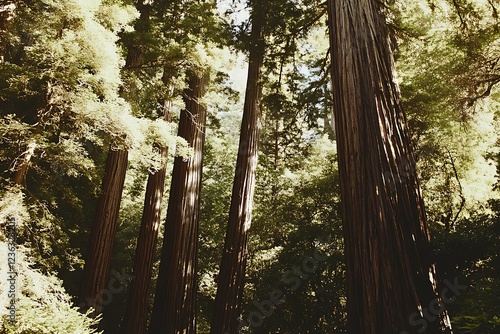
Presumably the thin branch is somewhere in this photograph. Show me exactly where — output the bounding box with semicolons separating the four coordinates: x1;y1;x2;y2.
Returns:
452;0;468;31
282;7;328;39
446;148;465;229
467;76;500;106
488;0;499;20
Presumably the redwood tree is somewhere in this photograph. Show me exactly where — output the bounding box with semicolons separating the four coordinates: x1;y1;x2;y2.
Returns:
149;72;207;334
120;72;173;334
210;2;266;332
118;0;175;330
79;0;148;319
79;149;128;317
327;0;452;333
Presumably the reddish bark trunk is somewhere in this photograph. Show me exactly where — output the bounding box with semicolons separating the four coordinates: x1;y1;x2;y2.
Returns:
79;149;128;317
327;0;452;333
118;3;176;330
210;4;265;333
120;71;174;334
120;146;168;334
149;72;207;334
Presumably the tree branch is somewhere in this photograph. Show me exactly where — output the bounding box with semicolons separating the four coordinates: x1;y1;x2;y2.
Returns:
446;148;465;230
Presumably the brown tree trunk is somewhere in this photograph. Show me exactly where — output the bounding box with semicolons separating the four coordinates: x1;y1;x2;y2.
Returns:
120;72;174;334
210;4;265;333
124;0;151;69
118;2;175;330
119;148;167;334
327;1;452;333
79;149;128;317
149;72;207;334
79;0;151;321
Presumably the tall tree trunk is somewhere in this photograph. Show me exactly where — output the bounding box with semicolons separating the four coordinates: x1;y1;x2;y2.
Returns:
79;149;128;317
149;72;207;334
119;145;167;334
327;1;452;333
210;4;265;333
120;71;174;334
79;0;151;320
124;0;151;69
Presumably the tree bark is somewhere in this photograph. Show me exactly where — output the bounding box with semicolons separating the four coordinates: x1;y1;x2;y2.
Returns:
125;0;151;69
327;1;452;333
79;149;128;317
119;147;167;334
120;68;174;334
117;3;177;331
149;72;207;334
210;4;265;333
80;0;154;322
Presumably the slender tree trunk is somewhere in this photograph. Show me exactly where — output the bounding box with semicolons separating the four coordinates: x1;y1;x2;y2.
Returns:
79;149;128;317
119;147;167;334
125;0;151;69
327;1;452;333
149;72;207;334
120;72;174;334
210;4;265;333
79;0;152;321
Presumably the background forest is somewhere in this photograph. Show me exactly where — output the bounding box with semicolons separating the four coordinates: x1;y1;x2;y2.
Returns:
0;0;499;333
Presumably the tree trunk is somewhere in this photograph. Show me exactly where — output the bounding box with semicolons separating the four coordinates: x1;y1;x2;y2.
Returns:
79;0;151;321
119;147;167;334
210;4;265;333
120;71;174;334
327;1;452;333
117;2;176;330
79;149;128;317
149;72;207;334
124;0;151;69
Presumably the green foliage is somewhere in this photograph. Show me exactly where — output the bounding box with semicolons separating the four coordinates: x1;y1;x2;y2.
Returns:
0;0;141;277
242;136;346;333
395;0;499;226
431;199;500;333
0;243;99;333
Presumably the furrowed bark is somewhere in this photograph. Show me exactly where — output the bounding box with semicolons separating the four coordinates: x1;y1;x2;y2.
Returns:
327;0;452;333
149;72;207;334
80;0;151;322
120;70;174;334
79;149;128;317
210;3;265;333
